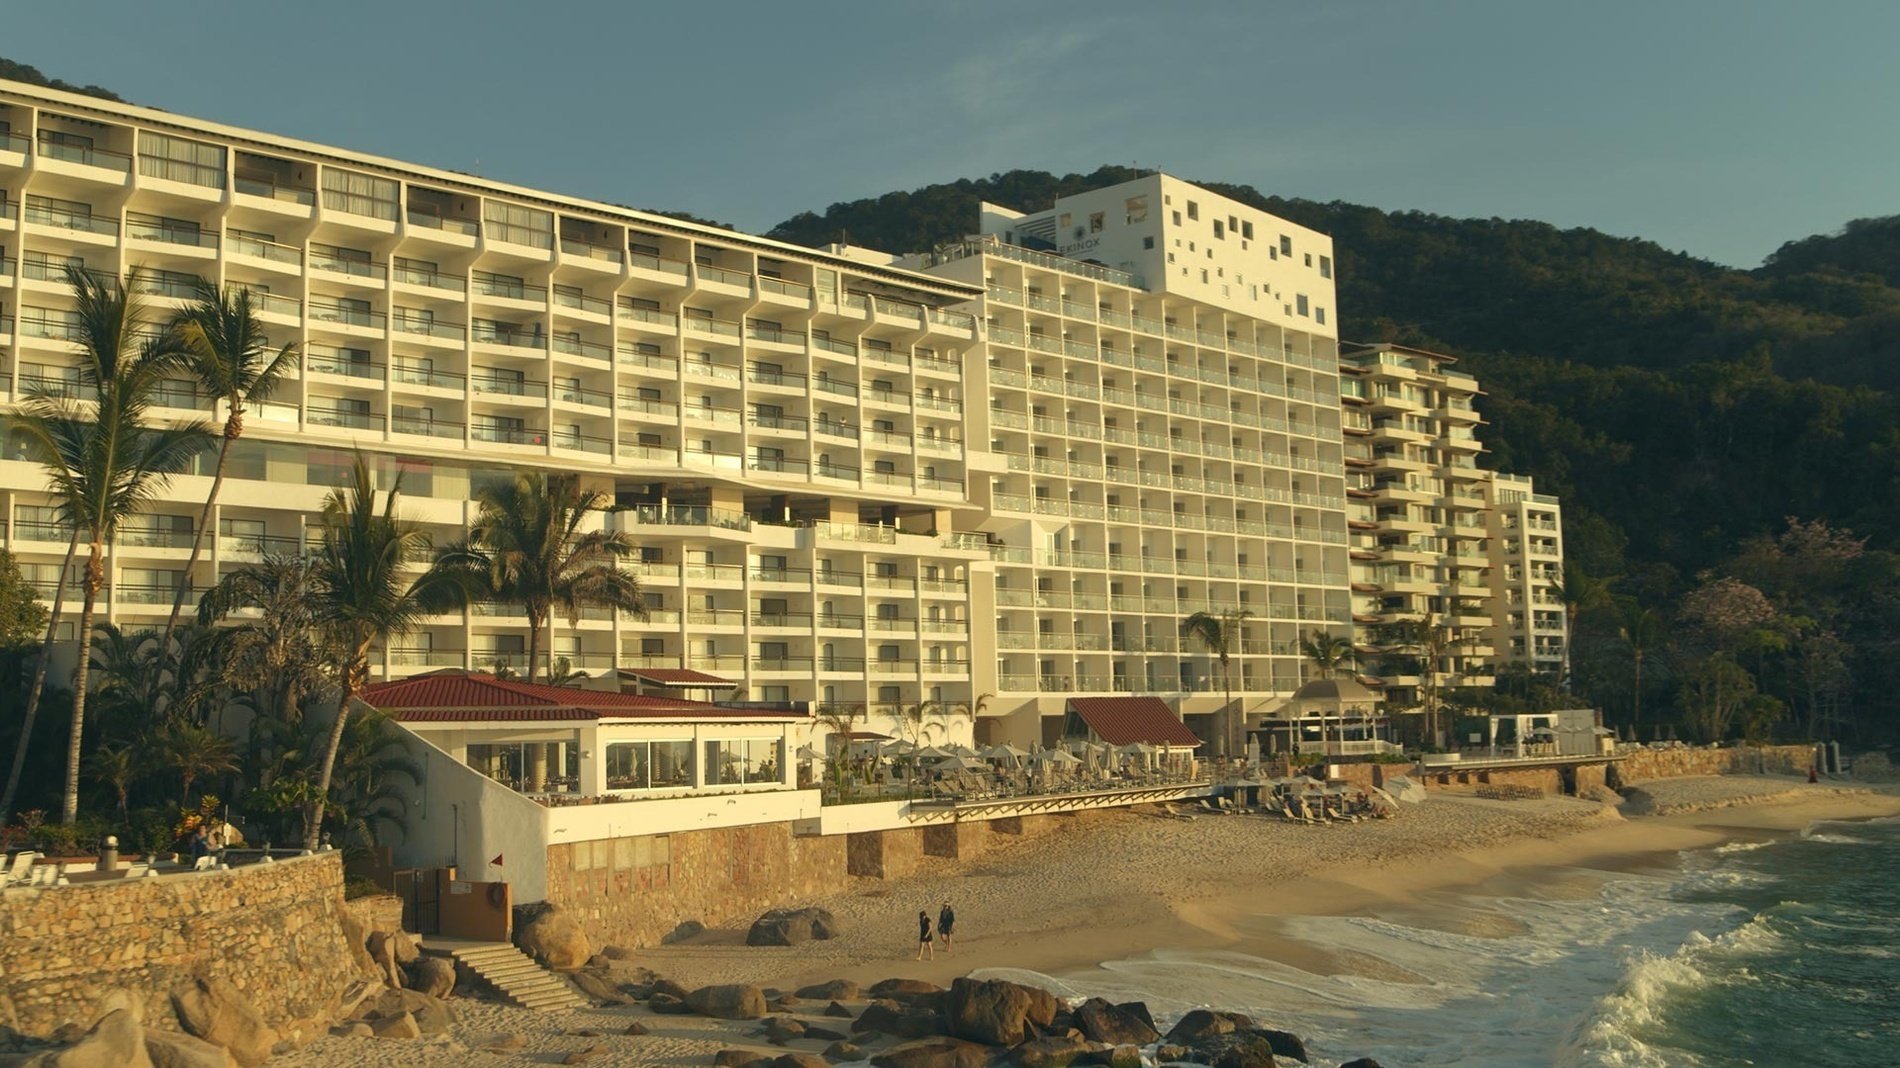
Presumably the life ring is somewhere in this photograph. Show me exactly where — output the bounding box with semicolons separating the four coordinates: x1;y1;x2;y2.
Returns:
487;883;507;910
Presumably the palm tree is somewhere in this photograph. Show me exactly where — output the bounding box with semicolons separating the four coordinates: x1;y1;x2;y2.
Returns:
436;472;645;684
325;706;424;857
1182;609;1252;758
13;266;209;824
1298;629;1355;680
1552;562;1613;690
155;719;238;806
304;454;474;851
156;283;300;670
1391;615;1463;746
0;526;79;824
200;554;334;727
1618;602;1661;730
86;744;138;820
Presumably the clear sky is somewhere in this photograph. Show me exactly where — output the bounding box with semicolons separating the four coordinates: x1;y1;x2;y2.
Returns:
7;0;1895;266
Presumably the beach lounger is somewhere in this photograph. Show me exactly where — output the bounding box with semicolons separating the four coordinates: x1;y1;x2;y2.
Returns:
192;855;218;872
4;851;38;886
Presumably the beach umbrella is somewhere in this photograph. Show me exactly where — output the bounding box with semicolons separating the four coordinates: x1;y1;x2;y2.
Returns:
794;744;821;761
934;755;988;772
1383;776;1427;803
1119;742;1158;755
1032;749;1081;765
946;744;979;758
916;745;954;759
983;744;1030;760
881;740;917;756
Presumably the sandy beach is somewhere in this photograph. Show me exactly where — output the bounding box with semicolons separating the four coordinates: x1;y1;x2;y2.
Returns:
272;774;1900;1067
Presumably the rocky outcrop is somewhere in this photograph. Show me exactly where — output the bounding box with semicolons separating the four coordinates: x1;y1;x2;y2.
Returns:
869;1036;995;1068
405;957;456;999
943;977;1057;1046
515;906;592;971
1074;998;1160;1046
796;978;860;1001
170;976;278;1068
142;1029;236;1068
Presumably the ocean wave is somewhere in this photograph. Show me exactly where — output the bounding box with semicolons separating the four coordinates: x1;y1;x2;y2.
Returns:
1801;831;1872;845
1710;839;1773;854
1558;916;1782;1067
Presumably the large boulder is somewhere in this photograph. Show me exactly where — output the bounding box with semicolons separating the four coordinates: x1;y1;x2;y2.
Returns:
747;907;841;947
1074;998;1159;1047
869;1036;995;1068
943;977;1058;1046
406;956;457;999
773;1053;832;1068
714;1052;773;1068
649;993;693;1015
869;978;943;1000
570;970;634;1005
797;979;860;1001
1252;1028;1309;1063
516;907;592;971
1010;1033;1094;1068
1195;1031;1279;1068
359;987;455;1036
170;976;278;1068
369;1013;421;1040
30;994;152;1068
336;909;382;981
143;1029;236;1068
662;920;707;945
686;983;768;1020
1164;1008;1255;1046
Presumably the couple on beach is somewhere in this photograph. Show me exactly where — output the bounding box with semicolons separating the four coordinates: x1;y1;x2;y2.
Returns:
916;902;956;960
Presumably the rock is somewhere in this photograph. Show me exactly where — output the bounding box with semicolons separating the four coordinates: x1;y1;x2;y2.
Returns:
573;1028;604;1037
363;988;454;1036
1076;1045;1143;1068
773;1056;833;1068
329;1023;372;1039
798;979;860;1001
1252;1029;1308;1063
869;978;943;1000
1338;1061;1386;1068
649;993;692;1014
944;977;1057;1046
170;975;279;1068
1010;1033;1094;1068
407;956;457;999
869;1036;995;1068
143;1029;237;1068
561;1046;609;1065
571;970;634;1005
1074;999;1159;1047
1117;1002;1156;1033
365;931;404;987
652;978;692;1001
1154;1045;1193;1064
1164;1009;1255;1046
714;1051;773;1068
337;910;382;981
746;907;840;947
824;1001;854;1018
823;1041;863;1062
687;984;768;1020
601;944;638;960
369;1013;421;1040
767;996;800;1013
764;1017;807;1044
35;1001;152;1068
516;907;592;971
852;1000;905;1035
1196;1032;1279;1068
623;1021;649;1035
803;1025;849;1042
662;920;706;944
481;1033;527;1051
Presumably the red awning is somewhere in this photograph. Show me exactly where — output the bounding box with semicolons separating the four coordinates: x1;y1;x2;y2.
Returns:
1067;697;1201;748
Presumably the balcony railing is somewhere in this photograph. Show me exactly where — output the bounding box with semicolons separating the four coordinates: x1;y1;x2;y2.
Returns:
125;213;218;249
37;136;131;171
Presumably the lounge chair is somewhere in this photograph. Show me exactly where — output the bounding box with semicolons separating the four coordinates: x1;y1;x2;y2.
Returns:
192;855;218;872
4;851;38;887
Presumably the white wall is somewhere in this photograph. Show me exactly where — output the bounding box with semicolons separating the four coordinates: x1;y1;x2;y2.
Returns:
395;730;555;903
548;788;821;843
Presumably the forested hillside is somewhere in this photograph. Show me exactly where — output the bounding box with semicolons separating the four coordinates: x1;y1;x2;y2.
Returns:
775;175;1900;744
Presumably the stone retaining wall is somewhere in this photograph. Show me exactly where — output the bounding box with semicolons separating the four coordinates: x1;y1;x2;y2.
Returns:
1614;744;1816;785
0;853;357;1039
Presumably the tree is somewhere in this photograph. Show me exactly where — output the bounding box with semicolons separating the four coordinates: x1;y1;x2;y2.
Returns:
12;266;209;824
1389;616;1464;745
154;719;238;806
0;550;49;645
1617;602;1662;730
1680;654;1759;742
436;472;644;684
199;554;333;727
1298;629;1354;680
85;744;137;819
1182;609;1251;758
157;283;299;669
322;706;423;857
304;454;473;851
1552;561;1613;688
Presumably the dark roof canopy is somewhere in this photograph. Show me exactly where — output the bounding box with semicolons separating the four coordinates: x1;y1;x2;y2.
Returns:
1066;697;1201;748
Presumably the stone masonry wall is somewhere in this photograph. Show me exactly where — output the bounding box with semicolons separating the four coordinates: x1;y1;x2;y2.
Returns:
0;853;357;1039
1615;744;1816;785
545;821;847;950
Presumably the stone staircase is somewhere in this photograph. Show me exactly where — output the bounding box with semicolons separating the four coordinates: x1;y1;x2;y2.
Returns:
432;941;587;1011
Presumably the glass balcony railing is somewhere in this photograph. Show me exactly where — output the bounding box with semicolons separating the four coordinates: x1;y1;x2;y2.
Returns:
37;136;131;171
24;204;118;236
225;232;300;263
125;213;218;249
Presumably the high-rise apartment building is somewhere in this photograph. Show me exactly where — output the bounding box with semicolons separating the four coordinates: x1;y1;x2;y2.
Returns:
0;79;991;743
1337;343;1566;731
901;174;1354;749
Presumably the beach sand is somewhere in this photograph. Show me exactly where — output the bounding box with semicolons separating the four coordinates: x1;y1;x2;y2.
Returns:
272;774;1900;1067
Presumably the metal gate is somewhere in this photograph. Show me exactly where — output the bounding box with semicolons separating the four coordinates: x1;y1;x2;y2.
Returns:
395;869;441;935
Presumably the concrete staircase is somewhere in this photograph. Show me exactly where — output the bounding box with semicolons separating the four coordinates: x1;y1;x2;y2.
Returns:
433;941;587;1011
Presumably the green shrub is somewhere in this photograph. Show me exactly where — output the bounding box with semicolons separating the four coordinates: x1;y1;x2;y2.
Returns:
344;876;388;901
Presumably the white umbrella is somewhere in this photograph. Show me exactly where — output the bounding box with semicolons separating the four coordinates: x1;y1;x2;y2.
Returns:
1119;742;1158;756
916;745;954;759
935;755;988;772
946;744;980;758
794;744;821;761
1032;749;1081;765
881;740;917;756
983;744;1030;760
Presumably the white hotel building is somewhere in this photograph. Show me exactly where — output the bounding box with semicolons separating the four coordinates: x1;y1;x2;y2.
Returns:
0;80;1555;759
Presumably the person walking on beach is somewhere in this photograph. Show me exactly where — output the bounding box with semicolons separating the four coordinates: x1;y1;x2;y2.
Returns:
938;901;957;956
916;909;935;961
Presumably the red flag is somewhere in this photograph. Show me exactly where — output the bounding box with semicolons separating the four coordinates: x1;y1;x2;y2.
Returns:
490;853;503;867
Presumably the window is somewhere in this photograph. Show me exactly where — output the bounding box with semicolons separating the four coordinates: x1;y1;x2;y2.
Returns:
1304;253;1313;267
1316;307;1327;325
1088;212;1104;233
1058;213;1071;229
1144;236;1155;250
484;201;554;248
1186;201;1199;220
1280;235;1293;256
1171;211;1182;225
1125;196;1148;223
1241;221;1254;240
1319;255;1333;279
1297;294;1310;316
604;740;695;790
1213;221;1224;239
321;167;398;221
137;131;225;188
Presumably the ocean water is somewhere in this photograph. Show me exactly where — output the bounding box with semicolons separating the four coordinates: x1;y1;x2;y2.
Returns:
975;816;1900;1067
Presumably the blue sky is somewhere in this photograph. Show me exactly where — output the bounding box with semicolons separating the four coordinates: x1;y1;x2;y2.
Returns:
7;0;1895;266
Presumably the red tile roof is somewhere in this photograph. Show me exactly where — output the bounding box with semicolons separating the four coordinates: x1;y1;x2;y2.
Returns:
1067;697;1202;748
362;673;802;722
616;667;736;687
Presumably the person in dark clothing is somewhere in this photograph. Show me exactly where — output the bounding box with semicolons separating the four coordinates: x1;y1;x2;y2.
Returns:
189;824;211;863
938;902;957;955
915;909;934;961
